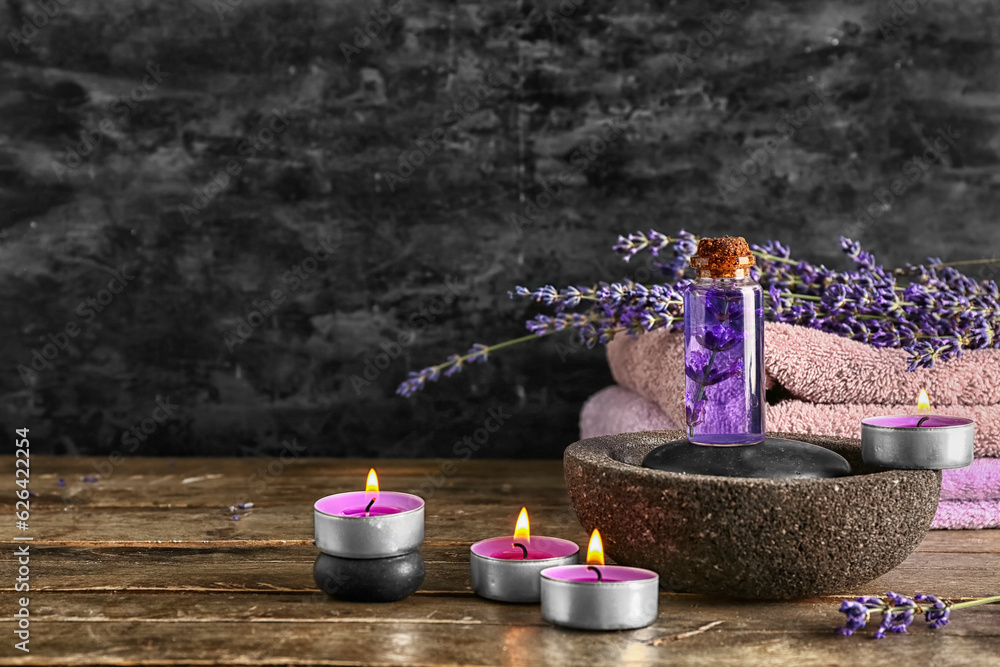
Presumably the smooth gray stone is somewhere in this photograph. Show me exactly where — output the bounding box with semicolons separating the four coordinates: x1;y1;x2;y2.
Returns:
641;437;851;479
314;551;425;602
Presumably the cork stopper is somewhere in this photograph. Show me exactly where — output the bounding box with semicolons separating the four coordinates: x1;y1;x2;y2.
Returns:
690;236;756;278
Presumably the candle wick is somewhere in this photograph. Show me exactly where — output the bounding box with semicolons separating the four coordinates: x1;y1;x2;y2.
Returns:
586;565;603;582
916;416;930;428
365;498;375;515
513;542;528;559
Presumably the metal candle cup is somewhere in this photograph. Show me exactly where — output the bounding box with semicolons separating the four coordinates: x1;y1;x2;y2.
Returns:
862;415;974;470
540;564;660;630
470;536;579;603
314;491;424;558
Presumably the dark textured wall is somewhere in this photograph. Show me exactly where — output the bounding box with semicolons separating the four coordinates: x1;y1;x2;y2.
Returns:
2;0;999;458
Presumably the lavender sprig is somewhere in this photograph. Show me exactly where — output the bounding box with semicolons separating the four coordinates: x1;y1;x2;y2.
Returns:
397;231;1000;397
836;593;1000;638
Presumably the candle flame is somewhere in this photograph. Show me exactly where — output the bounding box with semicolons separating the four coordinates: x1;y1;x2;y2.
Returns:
917;388;931;414
586;529;605;566
365;468;379;494
514;507;530;543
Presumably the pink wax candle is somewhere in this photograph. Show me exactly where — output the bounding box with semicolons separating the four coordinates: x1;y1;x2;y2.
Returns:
540;529;659;630
313;469;425;558
469;508;579;602
471;536;578;561
862;415;973;429
861;389;975;469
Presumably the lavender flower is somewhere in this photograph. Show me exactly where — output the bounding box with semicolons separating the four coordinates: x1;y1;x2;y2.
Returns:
836;592;1000;639
836;597;882;636
685;358;743;387
915;594;951;629
467;343;489;364
696;325;742;353
398;230;1000;397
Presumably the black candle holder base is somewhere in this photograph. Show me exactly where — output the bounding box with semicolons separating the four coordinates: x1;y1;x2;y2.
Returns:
641;436;850;479
314;550;425;602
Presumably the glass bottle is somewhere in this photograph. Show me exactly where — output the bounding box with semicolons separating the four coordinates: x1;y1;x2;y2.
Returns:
683;236;765;446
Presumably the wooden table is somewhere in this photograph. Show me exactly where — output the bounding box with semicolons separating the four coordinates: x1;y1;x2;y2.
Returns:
2;457;999;665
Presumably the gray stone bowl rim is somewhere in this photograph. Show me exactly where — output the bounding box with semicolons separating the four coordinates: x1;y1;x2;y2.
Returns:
568;429;935;486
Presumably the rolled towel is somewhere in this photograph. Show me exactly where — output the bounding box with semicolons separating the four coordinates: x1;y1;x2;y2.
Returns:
580;385;1000;530
607;322;1000;457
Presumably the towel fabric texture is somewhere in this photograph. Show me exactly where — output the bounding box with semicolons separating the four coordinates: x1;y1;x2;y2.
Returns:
605;322;1000;457
580;386;1000;529
587;322;1000;530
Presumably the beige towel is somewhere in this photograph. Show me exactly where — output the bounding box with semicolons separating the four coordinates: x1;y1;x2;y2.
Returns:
606;322;1000;457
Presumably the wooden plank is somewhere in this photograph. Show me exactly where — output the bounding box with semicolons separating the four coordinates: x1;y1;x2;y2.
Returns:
1;456;998;666
916;530;1000;554
0;457;571;514
0;612;997;667
1;545;998;599
9;590;1000;629
2;502;585;546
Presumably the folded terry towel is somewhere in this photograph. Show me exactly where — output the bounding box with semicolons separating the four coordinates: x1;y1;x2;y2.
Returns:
607;323;1000;458
581;385;1000;529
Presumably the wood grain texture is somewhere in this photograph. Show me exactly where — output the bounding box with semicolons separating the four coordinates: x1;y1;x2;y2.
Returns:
1;457;999;665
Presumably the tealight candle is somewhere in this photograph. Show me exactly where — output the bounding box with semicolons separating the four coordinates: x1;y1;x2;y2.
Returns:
314;469;425;558
470;507;579;603
540;529;659;630
312;469;426;603
862;389;974;470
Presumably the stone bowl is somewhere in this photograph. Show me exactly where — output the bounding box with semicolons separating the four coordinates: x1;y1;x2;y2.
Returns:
564;430;941;600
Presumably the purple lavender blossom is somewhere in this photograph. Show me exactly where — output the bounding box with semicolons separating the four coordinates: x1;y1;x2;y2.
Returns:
915;594;951;629
836;592;966;639
696;325;742;352
874;592;917;638
836;597;882;636
398;230;1000;397
685;358;743;387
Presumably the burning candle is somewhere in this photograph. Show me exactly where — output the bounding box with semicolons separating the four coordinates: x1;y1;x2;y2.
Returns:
469;507;579;603
862;389;974;470
313;469;425;558
540;529;659;630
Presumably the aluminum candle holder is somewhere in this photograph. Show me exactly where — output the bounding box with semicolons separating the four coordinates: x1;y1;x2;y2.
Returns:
314;490;424;558
540;565;659;630
539;529;659;631
470;536;579;603
862;415;974;470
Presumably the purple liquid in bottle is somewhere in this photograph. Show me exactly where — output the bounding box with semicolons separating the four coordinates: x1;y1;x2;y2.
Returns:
684;239;765;446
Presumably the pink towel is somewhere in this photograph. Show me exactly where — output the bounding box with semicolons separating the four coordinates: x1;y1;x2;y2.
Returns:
580;385;1000;530
606;322;1000;458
